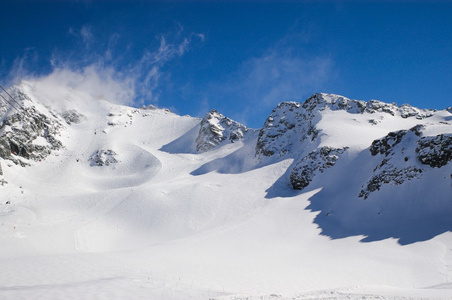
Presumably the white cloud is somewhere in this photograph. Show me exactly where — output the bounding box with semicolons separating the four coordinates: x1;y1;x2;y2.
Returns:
13;66;135;107
195;20;335;124
245;51;332;106
68;25;94;50
44;66;135;105
213;46;333;126
80;25;93;47
5;25;204;108
196;33;206;43
224;22;333;118
140;35;190;67
6;48;40;87
130;34;202;105
105;33;121;61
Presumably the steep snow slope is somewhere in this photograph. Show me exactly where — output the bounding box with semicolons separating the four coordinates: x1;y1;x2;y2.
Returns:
0;82;451;299
253;93;451;245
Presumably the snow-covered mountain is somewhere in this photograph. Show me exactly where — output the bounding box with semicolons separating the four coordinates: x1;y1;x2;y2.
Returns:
0;81;451;299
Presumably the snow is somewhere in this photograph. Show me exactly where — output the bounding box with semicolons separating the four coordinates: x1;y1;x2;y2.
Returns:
0;83;451;299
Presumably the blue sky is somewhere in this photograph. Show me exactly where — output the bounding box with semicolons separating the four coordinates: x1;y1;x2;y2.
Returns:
1;1;451;128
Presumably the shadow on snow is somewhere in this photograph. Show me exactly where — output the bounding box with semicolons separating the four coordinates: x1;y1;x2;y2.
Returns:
164;133;452;246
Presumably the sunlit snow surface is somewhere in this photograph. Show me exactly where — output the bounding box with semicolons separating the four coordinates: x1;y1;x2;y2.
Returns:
0;81;451;299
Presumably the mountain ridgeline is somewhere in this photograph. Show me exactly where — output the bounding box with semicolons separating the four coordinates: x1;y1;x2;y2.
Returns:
1;83;451;244
196;93;450;198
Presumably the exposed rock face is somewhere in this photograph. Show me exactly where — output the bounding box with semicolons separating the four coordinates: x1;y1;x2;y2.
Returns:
253;93;446;196
398;104;435;119
364;101;434;118
301;93;434;118
61;109;85;125
302;93;366;114
196;109;248;152
365;100;398;116
89;150;118;166
255;93;361;158
416;134;452;168
256;102;310;158
140;104;157;110
255;93;435;160
254;94;363;158
369;130;409;156
359;125;450;199
359;165;423;199
290;146;348;190
0;88;64;166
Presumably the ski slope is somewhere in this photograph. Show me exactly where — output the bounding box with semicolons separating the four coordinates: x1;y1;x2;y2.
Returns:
0;81;451;299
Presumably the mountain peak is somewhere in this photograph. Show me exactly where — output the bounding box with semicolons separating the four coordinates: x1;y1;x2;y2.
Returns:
195;109;249;152
0;84;65;166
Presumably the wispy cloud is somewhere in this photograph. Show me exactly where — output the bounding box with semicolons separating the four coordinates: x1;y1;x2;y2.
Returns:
131;34;196;105
80;25;93;46
5;24;204;107
211;44;333;126
41;66;136;105
240;50;332;106
105;33;121;61
7;48;40;84
68;25;94;50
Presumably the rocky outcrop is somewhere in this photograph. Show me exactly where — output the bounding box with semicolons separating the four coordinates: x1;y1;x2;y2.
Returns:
89;150;118;166
255;93;435;161
301;93;366;114
369;129;409;156
359;165;423;199
364;100;435;118
365;100;398;116
253;93;445;194
398;104;435;119
254;93;369;159
301;93;434;118
196;109;248;152
255;93;363;158
359;125;450;199
61;109;85;125
256;102;313;158
290;146;348;190
416;134;452;168
0;88;64;166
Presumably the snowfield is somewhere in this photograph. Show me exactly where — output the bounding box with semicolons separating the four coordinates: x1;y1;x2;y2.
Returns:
0;81;451;299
